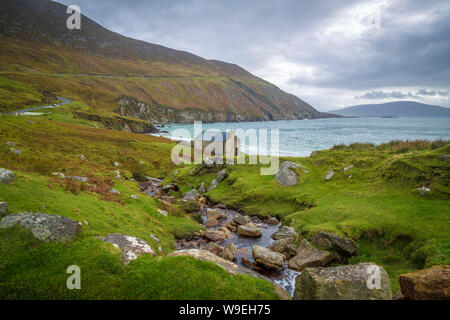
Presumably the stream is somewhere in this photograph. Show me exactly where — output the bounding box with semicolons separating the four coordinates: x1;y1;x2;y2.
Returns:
141;181;299;296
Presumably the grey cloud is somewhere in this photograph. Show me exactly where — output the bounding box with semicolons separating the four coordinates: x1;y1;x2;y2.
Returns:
55;0;450;109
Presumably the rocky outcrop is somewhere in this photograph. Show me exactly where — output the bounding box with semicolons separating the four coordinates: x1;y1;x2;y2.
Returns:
275;161;301;186
237;223;262;238
102;233;156;264
288;239;333;271
0;168;16;184
294;263;392;300
311;231;357;257
222;243;236;261
0;202;8;217
399;266;450;300
73;111;158;134
0;212;81;241
271;226;298;241
252;245;286;269
168;249;291;300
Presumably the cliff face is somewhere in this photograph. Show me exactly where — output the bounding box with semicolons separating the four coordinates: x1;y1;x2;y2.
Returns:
0;0;332;122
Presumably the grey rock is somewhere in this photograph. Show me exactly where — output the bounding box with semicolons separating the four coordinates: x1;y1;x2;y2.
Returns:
113;161;120;167
0;212;81;242
288;239;333;271
222;243;237;261
6;141;15;146
237;223;262;238
157;209;168;216
79;154;86;161
162;184;176;192
0;202;8;217
52;172;66;179
9;148;21;155
275;161;301;186
294;263;392;300
311;231;357;256
198;182;206;193
438;154;450;162
233;213;251;225
109;188;121;195
204;229;226;243
267;237;294;254
271;226;298;241
68;176;88;183
252;245;286;269
207;179;218;192
102;233;156;264
130;195;139;199
0;168;16;184
115;170;121;180
217;169;227;182
325;170;334;181
343;165;354;173
150;234;160;242
417;186;430;196
183;189;200;201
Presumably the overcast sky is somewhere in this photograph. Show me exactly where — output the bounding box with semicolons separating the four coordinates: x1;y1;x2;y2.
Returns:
57;0;450;111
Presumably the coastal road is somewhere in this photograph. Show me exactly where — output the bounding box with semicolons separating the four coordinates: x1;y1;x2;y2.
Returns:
7;96;72;115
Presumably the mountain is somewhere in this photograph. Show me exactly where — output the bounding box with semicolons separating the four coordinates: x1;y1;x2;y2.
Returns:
330;101;450;118
0;0;331;122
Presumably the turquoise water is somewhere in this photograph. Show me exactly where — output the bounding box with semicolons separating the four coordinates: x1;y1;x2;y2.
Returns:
155;117;450;157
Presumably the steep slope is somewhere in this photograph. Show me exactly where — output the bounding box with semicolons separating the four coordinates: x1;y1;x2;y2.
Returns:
330;101;450;118
0;0;328;122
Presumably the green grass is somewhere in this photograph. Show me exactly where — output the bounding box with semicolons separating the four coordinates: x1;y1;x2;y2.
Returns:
0;227;278;299
167;142;450;292
0;115;280;299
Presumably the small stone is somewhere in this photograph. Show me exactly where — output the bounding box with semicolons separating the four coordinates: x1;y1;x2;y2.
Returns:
9;148;21;155
0;202;9;217
343;165;354;173
325;170;334;181
115;170;121;180
157;209;168;216
237;223;262;238
417;186;430;196
207;179;218;192
113;162;120;167
198;182;206;193
217;169;227;182
130;195;139;199
52;172;65;179
205;217;219;228
233;213;251;225
79;155;86;161
150;234;160;242
438;154;450;162
6;142;15;146
266;217;279;225
109;188;121;195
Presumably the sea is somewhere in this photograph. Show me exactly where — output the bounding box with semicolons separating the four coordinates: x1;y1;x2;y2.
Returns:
153;117;450;157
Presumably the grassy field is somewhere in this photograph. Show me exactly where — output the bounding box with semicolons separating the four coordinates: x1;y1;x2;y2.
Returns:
0;103;449;296
0;111;280;300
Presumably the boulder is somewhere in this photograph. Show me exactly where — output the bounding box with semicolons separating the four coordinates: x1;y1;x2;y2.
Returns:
102;233;156;264
207;179;218;192
438;154;450;162
205;217;219;228
252;245;286;269
275;161;301;186
207;208;226;220
0;202;8;217
325;170;334;181
218;226;231;239
222;243;237;261
266;217;279;225
217;169;227;182
294;263;392;300
267;237;294;254
204;229;226;243
184;189;200;201
0;168;16;184
271;226;298;241
288;239;333;271
311;231;357;257
399;266;450;300
168;249;291;300
233;213;251;225
237;223;262;238
204;242;223;255
0;212;81;242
